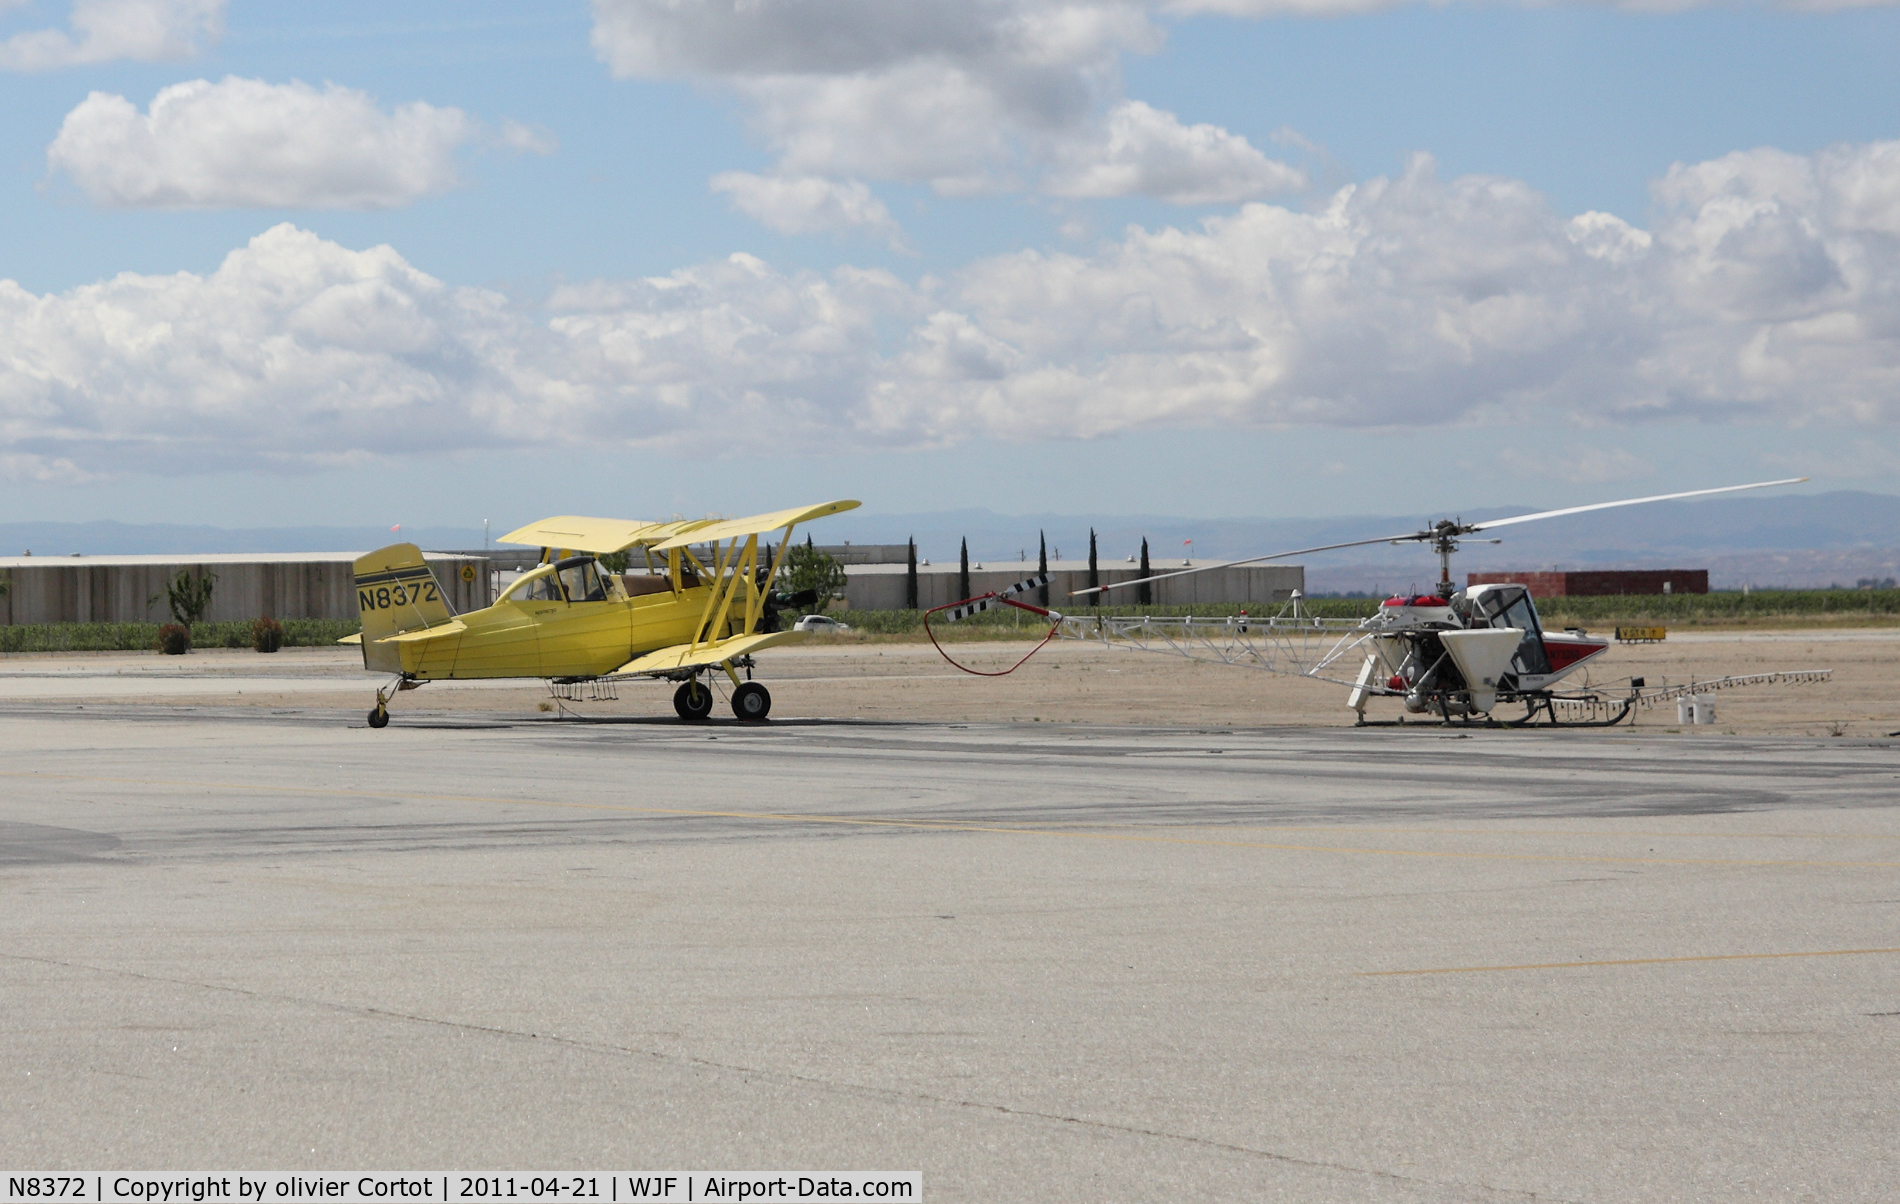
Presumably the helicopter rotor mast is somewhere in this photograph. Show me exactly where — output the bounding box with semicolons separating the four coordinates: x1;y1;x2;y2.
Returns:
1432;521;1461;597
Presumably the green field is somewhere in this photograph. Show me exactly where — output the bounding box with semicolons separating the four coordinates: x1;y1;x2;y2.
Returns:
833;588;1900;640
0;618;362;654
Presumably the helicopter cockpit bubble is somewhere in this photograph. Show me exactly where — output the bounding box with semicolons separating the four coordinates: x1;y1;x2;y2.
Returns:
1469;584;1551;676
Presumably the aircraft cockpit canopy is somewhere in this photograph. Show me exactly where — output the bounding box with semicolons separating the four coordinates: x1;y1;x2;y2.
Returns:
555;556;610;603
512;566;563;603
501;557;622;605
1468;583;1551;676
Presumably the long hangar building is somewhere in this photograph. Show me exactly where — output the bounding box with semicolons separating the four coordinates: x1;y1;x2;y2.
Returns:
0;543;1297;627
0;551;491;625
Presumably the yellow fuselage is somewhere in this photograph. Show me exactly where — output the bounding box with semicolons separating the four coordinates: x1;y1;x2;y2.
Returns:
396;585;723;680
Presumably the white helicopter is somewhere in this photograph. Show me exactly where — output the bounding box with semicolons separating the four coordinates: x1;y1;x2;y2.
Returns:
929;478;1831;727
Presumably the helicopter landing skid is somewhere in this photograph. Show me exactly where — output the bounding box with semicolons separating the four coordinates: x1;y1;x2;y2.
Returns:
1351;692;1633;729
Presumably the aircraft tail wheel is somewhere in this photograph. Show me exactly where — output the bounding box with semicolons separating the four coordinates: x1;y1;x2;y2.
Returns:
367;706;389;729
732;681;771;721
673;680;714;721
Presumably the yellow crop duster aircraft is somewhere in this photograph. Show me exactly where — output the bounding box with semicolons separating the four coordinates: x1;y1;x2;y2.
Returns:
347;499;860;727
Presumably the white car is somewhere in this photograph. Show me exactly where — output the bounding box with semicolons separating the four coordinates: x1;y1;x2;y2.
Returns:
792;614;852;633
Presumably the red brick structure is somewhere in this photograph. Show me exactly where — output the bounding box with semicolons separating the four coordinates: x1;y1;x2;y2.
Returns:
1465;570;1708;598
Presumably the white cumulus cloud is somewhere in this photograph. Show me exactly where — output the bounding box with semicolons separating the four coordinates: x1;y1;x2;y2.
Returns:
8;138;1900;476
1045;100;1307;203
710;172;906;246
0;452;102;485
46;77;484;209
0;225;916;474
0;0;221;70
590;0;1299;215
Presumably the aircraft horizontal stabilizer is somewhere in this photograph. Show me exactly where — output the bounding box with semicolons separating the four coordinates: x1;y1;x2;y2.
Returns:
614;630;805;677
373;619;468;644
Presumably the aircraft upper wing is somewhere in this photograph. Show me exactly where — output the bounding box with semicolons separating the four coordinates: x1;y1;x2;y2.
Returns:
649;500;861;551
498;516;716;554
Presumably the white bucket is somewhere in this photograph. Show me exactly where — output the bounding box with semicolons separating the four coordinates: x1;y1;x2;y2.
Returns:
1678;694;1717;725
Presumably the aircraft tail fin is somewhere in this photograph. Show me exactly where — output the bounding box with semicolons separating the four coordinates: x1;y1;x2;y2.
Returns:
353;543;455;672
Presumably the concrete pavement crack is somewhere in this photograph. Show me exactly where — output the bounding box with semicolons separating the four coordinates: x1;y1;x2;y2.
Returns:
5;949;1578;1203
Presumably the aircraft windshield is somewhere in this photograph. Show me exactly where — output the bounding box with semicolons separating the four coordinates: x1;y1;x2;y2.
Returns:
1482;588;1550;677
558;559;608;603
516;571;563;603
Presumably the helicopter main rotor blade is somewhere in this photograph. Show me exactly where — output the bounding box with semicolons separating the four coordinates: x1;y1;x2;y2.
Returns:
1070;531;1423;598
1466;477;1809;533
1069;475;1810;600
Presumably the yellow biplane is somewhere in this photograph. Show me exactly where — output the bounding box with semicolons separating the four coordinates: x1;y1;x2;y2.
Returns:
346;499;860;727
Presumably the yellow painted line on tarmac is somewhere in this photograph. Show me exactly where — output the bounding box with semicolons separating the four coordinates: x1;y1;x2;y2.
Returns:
7;771;1900;870
1360;947;1900;977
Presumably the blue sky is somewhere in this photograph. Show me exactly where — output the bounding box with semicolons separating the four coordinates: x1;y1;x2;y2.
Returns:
2;0;1897;534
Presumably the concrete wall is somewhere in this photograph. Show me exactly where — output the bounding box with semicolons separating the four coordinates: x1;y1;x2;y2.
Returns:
842;562;1303;611
813;544;910;565
1;555;491;625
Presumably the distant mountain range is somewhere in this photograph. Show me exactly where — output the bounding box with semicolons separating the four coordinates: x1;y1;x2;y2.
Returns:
0;521;489;557
821;492;1900;590
5;490;1894;590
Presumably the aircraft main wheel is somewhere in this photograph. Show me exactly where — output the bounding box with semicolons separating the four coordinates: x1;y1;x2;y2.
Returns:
367;706;389;729
673;680;713;721
731;682;771;721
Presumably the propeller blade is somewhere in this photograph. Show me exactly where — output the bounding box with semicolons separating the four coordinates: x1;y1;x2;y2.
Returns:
1467;478;1808;533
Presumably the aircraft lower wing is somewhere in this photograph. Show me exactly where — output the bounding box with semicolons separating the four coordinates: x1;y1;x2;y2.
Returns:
613;630;805;676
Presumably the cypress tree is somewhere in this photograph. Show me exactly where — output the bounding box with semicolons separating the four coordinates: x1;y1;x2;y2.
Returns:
1087;528;1099;603
1037;530;1048;607
959;538;970;601
1139;537;1151;605
906;537;918;610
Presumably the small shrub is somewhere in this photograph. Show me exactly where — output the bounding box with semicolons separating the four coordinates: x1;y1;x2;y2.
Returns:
252;617;284;653
221;625;248;648
150;568;218;626
157;623;191;655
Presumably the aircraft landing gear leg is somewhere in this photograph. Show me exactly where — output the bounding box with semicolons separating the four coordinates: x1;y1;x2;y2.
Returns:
673;678;713;721
368;684;392;729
